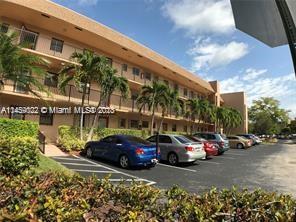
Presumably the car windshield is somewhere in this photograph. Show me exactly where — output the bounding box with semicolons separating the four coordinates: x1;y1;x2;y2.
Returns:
124;136;151;145
174;135;193;144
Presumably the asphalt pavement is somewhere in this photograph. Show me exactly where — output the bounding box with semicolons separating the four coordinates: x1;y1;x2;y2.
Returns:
52;141;296;195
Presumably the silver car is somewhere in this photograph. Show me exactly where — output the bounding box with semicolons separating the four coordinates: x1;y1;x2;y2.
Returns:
146;134;206;165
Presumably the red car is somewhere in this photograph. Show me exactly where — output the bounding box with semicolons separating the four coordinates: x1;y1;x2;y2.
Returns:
185;135;218;157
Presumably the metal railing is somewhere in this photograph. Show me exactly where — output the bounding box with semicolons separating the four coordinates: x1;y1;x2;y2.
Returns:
38;131;45;154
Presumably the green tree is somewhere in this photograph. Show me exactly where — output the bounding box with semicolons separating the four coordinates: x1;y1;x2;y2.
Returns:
59;50;105;140
157;87;184;133
249;97;290;135
216;106;242;134
136;81;168;135
186;98;200;134
87;67;129;141
0;32;48;97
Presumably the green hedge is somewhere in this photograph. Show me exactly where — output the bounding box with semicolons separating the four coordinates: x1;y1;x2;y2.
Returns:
57;126;149;152
1;172;296;221
0;136;39;175
97;128;149;139
58;126;86;152
162;131;187;135
0;118;38;138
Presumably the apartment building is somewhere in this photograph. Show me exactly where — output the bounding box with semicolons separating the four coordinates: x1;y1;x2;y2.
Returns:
0;0;248;142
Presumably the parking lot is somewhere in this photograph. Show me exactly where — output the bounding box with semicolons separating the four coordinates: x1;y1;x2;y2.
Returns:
52;141;296;195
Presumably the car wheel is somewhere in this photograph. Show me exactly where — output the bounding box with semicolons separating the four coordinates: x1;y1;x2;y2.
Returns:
237;143;244;149
86;147;93;158
119;155;129;169
168;152;178;166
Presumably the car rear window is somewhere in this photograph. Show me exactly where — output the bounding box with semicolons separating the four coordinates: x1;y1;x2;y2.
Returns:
174;136;193;144
125;136;151;145
219;134;227;140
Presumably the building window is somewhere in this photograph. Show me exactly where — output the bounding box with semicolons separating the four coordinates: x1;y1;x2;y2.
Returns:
130;120;139;129
183;88;188;97
14;82;28;93
39;112;53;125
154;75;159;82
0;23;9;33
50;38;64;53
78;82;90;94
183;125;187;132
162;123;168;131
190;91;195;99
132;67;140;76
20;29;38;50
122;64;127;72
142;121;149;128
172;124;177;132
98;117;107;128
119;118;126;128
44;72;58;87
14;71;30;93
107;57;113;67
174;83;178;91
144;72;151;81
9;106;25;120
163;80;169;86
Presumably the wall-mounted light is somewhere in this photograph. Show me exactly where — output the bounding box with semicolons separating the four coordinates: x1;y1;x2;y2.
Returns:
75;26;83;31
41;13;50;18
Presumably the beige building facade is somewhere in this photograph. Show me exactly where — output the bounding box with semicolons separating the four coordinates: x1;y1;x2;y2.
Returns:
0;0;248;142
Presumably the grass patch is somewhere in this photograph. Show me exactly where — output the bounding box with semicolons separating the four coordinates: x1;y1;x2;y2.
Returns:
31;152;75;176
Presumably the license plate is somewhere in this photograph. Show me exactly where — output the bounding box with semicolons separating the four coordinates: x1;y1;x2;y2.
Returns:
151;159;158;163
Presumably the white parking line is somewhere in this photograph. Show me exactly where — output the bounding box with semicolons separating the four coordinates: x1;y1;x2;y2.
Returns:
61;162;103;167
71;169;118;173
72;155;157;185
158;163;197;172
53;157;83;161
98;178;157;185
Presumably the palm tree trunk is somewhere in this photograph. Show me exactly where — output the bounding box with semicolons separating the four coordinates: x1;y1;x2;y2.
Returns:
157;113;165;133
87;95;103;141
80;84;87;140
150;109;155;136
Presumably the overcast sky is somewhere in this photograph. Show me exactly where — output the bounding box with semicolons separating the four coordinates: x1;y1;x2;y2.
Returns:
53;0;296;118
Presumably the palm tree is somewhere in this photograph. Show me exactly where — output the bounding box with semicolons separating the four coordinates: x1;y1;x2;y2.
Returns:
216;107;242;134
59;49;105;140
198;99;211;130
87;67;129;141
186;98;200;134
0;32;48;97
137;81;168;135
226;108;243;134
157;87;184;133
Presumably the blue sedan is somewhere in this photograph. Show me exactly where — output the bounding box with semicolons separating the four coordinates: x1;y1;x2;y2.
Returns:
84;135;159;168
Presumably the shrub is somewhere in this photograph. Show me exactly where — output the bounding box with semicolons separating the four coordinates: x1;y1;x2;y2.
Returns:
1;172;296;221
58;126;86;152
97;128;149;140
0;137;39;175
0;118;38;138
162;131;187;135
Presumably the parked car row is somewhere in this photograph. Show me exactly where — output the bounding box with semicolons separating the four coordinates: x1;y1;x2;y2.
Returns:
83;132;261;169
